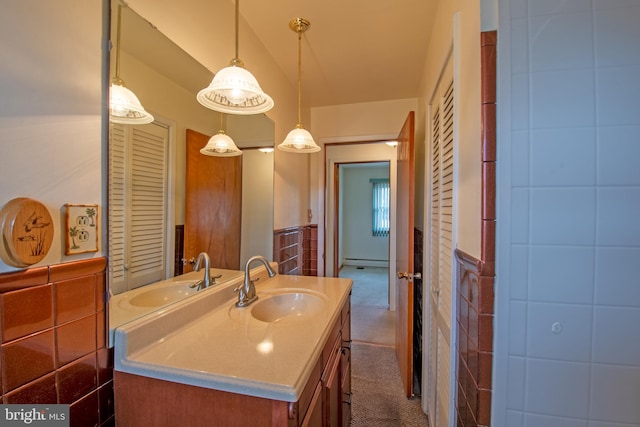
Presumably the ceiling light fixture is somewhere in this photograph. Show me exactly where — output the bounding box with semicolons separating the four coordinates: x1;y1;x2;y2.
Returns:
277;18;321;154
109;4;154;125
197;0;273;115
200;113;242;157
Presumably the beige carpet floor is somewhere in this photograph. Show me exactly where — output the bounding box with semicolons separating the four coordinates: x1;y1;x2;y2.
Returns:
339;266;395;346
340;265;389;307
350;342;430;426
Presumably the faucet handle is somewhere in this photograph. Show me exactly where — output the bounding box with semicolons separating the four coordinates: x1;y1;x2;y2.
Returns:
190;279;205;291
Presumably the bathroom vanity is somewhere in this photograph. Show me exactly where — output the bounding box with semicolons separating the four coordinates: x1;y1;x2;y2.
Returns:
113;267;352;427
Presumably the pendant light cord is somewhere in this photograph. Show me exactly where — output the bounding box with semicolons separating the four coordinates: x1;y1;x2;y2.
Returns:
235;0;240;61
113;4;123;82
297;30;302;126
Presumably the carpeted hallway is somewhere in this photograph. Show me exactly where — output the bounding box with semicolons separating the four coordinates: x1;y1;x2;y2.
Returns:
339;266;430;426
341;265;395;346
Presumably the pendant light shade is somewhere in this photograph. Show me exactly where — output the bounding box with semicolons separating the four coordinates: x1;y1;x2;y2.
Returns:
278;18;321;154
200;114;242;157
197;0;273;115
200;131;242;157
109;4;154;125
279;126;320;153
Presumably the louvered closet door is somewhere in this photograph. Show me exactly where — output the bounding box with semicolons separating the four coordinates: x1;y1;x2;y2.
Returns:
109;122;169;292
427;56;454;427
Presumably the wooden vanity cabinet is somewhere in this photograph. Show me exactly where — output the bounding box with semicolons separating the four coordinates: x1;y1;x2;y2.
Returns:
114;297;352;427
340;300;352;427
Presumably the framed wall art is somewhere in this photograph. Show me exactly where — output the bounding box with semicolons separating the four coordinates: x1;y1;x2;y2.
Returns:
64;204;99;255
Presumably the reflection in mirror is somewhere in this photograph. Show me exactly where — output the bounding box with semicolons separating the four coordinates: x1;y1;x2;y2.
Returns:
107;2;274;339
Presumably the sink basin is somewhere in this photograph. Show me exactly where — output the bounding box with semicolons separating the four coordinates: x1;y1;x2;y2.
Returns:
250;291;326;323
124;281;199;308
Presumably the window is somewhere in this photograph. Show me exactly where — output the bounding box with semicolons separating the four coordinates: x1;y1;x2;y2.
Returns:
371;178;390;237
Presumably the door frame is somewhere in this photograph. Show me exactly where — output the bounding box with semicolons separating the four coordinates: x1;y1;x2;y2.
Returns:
332;161;392;292
324;142;398;310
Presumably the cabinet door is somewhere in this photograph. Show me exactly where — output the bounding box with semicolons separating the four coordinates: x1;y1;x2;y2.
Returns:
301;382;323;427
323;346;342;427
341;308;352;426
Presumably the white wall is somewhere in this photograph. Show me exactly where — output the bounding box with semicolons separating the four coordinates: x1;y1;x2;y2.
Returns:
341;165;390;266
0;1;104;273
494;1;640;425
241;149;274;266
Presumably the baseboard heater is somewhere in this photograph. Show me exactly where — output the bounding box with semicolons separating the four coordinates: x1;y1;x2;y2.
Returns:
343;258;389;268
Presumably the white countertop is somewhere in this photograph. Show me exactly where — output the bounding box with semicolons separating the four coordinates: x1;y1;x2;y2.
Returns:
114;271;352;402
109;268;244;343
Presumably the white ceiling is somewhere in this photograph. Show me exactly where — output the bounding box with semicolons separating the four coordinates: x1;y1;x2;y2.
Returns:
239;0;439;108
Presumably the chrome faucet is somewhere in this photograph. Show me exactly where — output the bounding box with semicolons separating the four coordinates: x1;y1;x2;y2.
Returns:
191;252;211;291
235;255;277;307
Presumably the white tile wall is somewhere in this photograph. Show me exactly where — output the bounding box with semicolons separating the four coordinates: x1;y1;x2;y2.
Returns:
509;300;527;356
597;188;640;247
528;245;595;304
529;188;596;245
530;128;596;187
507;356;526;410
530;13;594;72
589;364;640;423
528;0;591;17
597;126;640;186
530;69;595;129
526;302;592;362
597;66;640;125
496;0;640;425
525;413;588;427
511;130;530;187
525;358;590;418
510;244;529;300
506;410;525;426
592;306;640;366
511;188;530;244
594;247;640;307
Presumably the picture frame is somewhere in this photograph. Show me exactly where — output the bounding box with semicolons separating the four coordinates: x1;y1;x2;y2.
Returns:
64;204;99;255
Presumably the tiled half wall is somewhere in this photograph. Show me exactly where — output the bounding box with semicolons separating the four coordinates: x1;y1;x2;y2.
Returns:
454;30;496;427
273;225;318;276
0;258;113;427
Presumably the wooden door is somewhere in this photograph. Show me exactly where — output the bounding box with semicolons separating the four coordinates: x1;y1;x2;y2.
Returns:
184;129;242;270
395;111;416;398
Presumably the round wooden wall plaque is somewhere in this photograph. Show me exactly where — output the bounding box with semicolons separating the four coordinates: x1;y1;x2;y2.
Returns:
0;198;54;268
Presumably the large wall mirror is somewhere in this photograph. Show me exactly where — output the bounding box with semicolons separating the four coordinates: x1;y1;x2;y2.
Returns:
107;3;274;298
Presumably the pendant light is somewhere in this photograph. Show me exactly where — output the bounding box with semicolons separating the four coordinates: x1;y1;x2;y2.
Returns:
197;0;273;115
200;113;242;157
278;18;321;154
109;4;154;125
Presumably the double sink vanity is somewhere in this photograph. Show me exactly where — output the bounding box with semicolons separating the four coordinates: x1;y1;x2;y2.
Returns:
111;259;353;426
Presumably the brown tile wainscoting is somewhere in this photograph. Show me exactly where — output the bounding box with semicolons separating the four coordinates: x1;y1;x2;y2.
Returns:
0;257;113;427
273;225;317;276
455;250;494;427
455;30;496;427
